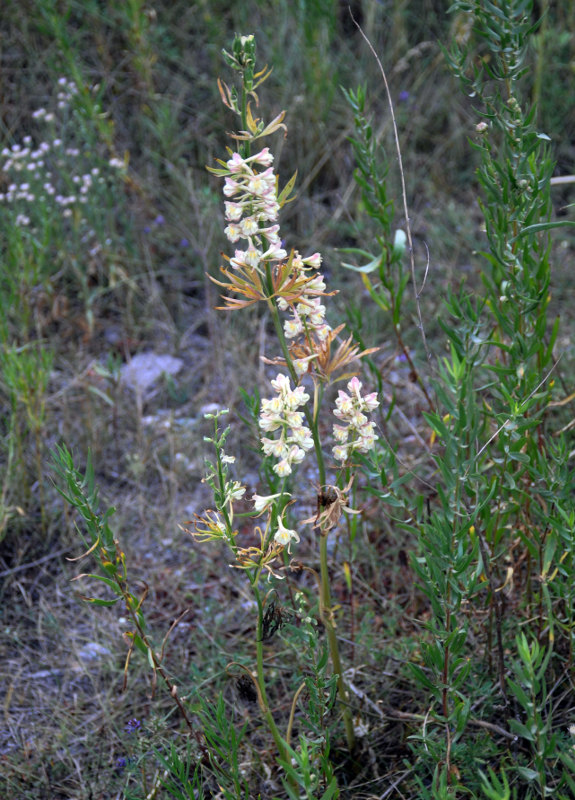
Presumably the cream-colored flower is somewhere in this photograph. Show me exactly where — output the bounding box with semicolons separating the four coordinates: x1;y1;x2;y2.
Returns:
224;201;243;221
252;492;289;514
275;458;292;477
225;481;246;504
274;516;300;551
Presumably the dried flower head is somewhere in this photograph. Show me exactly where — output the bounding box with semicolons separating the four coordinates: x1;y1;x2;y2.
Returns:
301;478;360;534
180;510;232;543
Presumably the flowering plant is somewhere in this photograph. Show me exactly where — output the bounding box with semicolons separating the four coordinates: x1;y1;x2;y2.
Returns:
185;35;381;769
0;74;128;340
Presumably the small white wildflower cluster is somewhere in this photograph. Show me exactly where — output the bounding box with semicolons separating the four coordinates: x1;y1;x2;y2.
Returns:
276;250;332;374
259;374;314;476
57;76;78;107
332;376;379;462
223;147;287;268
0;77;124;234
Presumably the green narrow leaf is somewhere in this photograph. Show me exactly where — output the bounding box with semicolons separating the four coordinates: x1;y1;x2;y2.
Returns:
516;766;539;782
124;632;150;657
81;596;120;607
86;385;115;406
508;718;535;742
407;662;439;694
341;254;382;274
320;776;340;800
542;534;558;578
513;220;575;238
278;169;298;206
73;573;122;594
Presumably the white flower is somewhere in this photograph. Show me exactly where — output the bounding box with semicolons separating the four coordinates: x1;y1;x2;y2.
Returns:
274;516;300;551
260;243;287;262
259;374;313;475
252;146;274;166
274;459;292;477
306;274;326;293
334;391;353;417
302;252;322;268
284;317;303;339
225;481;246;504
224;223;242;243
293;357;313;377
224;201;243;221
240;216;259;236
246;168;275;197
290;427;313;450
270;373;291;394
286;445;306;465
333;444;349;462
244;240;262;267
261;437;287;458
252;492;288;514
259;413;282;434
284;410;304;428
333;425;348;443
226;152;249;173
260;199;279;220
288;384;310;409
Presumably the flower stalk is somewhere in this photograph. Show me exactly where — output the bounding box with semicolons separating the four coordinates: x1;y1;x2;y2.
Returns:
204;33;381;761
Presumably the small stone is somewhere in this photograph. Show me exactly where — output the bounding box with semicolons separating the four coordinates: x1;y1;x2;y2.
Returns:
77;642;112;663
120;352;184;394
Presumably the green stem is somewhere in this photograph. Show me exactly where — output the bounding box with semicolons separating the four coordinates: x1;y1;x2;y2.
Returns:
119;580;198;737
319;532;356;752
253;583;289;762
240;71;251;161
